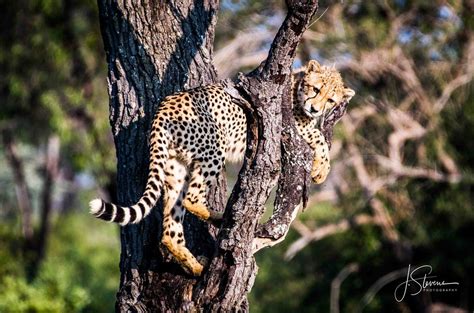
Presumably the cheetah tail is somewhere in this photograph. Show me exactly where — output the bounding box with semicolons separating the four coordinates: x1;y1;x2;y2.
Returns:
89;121;169;226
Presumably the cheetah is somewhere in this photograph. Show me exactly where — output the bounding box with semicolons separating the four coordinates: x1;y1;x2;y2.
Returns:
89;60;355;276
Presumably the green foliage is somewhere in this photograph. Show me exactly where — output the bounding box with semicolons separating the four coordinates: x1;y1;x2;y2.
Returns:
0;274;89;313
0;0;114;180
250;224;389;313
0;214;119;313
443;84;474;171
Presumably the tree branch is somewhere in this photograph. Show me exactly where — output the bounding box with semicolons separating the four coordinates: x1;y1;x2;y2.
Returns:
30;135;60;278
434;36;474;113
1;128;34;242
194;1;318;310
214;30;270;78
330;263;359;313
285;215;377;260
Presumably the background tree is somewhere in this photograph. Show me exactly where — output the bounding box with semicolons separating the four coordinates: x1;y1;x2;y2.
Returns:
0;0;114;280
0;1;120;311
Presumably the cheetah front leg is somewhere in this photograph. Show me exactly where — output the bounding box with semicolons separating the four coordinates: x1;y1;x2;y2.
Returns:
182;160;223;223
310;129;331;184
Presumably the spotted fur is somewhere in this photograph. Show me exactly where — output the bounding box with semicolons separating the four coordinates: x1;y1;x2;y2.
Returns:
293;60;355;183
89;60;354;275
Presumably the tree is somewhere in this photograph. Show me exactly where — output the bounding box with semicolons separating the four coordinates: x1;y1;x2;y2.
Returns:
95;0;354;310
0;0;113;280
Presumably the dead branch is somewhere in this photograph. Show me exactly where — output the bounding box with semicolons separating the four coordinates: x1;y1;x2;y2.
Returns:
428;303;468;313
355;267;409;313
31;135;61;278
1;128;34;242
434;37;474;113
343;116;400;243
330;263;359;313
285;214;377;260
375;155;447;182
215;31;270;78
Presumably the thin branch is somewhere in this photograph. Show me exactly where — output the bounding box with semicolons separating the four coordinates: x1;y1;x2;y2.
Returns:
375;155;448;182
1;128;34;242
342;117;400;243
428;303;469;313
214;30;270;78
347;104;377;130
259;0;318;78
355;268;408;313
291;219;312;237
435;139;460;179
434;36;474;113
30;135;61;278
285;214;377;260
386;106;427;164
330;263;359;313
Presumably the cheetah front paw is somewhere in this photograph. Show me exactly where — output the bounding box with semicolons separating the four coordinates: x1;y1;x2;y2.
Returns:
311;157;331;184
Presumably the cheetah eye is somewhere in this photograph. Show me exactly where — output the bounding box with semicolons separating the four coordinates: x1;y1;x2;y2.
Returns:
327;99;336;104
313;87;320;93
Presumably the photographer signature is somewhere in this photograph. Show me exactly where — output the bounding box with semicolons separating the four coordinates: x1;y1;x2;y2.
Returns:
394;264;459;302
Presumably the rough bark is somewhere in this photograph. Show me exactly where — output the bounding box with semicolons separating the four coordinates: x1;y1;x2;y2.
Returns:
193;3;319;309
98;1;221;311
98;0;321;311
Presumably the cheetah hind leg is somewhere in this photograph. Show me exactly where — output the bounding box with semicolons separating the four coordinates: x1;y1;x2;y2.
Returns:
161;201;205;276
160;159;206;276
182;161;223;223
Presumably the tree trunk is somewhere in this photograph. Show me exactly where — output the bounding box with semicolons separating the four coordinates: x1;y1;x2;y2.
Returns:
98;1;221;311
97;0;320;311
30;135;60;279
1;129;34;243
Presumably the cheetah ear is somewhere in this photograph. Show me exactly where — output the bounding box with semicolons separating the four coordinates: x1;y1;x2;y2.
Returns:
343;87;355;102
306;60;321;73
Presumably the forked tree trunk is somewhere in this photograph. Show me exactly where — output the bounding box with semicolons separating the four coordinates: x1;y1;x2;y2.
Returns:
98;0;321;311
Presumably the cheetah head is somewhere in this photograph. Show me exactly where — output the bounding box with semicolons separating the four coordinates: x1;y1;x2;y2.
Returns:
299;60;355;119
